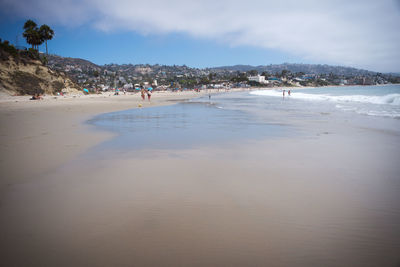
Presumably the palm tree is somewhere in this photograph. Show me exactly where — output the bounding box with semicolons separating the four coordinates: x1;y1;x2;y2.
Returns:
39;24;54;55
23;19;37;31
32;29;43;50
23;19;38;49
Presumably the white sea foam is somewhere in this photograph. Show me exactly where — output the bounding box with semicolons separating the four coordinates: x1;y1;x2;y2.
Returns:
355;109;400;119
251;88;400;119
251;90;400;106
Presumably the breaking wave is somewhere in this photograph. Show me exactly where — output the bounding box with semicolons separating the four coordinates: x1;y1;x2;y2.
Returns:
250;88;400;119
250;90;400;106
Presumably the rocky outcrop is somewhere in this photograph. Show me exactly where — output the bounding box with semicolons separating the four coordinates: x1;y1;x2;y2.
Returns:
0;46;81;96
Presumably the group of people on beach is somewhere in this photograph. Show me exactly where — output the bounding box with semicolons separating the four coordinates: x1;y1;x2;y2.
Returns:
140;87;151;101
282;89;291;98
30;93;43;100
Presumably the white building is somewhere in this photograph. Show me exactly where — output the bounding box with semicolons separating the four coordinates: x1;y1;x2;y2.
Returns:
248;75;267;84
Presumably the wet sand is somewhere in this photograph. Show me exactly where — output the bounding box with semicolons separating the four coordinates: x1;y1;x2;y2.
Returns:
0;91;207;191
1;92;400;266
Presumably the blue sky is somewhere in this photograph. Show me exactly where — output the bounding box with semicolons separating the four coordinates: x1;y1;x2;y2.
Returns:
0;18;300;68
1;0;399;72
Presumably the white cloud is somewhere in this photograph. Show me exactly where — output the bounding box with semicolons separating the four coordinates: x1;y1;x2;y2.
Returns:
2;0;400;72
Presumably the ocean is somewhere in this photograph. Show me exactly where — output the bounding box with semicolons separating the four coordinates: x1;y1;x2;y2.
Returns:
89;84;400;152
251;84;400;119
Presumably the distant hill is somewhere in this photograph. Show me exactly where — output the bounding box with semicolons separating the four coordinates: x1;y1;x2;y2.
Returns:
45;55;385;77
39;53;399;89
210;63;377;76
47;54;101;72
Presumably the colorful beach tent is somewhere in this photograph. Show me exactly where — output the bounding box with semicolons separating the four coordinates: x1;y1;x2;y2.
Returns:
83;88;89;93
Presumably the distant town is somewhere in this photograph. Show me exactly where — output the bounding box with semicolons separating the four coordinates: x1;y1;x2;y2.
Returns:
2;19;399;94
47;54;400;92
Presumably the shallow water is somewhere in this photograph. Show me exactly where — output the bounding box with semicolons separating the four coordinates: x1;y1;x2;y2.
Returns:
88;96;294;152
90;85;400;153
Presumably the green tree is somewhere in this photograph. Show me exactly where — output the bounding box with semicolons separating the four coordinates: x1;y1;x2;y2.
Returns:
200;76;210;84
281;69;289;78
23;20;54;53
231;72;248;83
261;72;271;79
248;70;258;76
39;24;54;55
23;20;37;33
23;19;39;49
31;29;43;50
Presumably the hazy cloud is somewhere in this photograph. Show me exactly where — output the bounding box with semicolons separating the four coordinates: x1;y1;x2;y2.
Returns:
1;0;399;71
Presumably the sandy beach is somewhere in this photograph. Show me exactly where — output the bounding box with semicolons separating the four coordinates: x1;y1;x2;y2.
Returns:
2;0;400;264
0;87;256;190
1;88;399;267
0;91;211;190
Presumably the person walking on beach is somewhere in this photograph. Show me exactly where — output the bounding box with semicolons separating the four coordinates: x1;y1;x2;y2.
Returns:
147;90;151;101
209;94;211;100
140;87;145;101
283;89;286;98
288;90;291;96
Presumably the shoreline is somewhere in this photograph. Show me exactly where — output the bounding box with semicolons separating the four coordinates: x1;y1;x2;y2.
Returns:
1;83;397;190
0;88;250;104
2;83;388;104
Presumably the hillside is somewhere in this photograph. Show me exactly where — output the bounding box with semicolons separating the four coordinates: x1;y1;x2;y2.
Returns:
40;53;399;89
211;63;377;76
47;55;383;77
0;43;81;96
47;54;101;72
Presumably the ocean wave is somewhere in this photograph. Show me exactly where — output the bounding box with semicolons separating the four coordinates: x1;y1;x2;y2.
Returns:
355;109;400;119
250;90;400;106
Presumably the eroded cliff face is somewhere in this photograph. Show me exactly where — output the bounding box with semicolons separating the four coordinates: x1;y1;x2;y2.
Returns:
0;49;81;96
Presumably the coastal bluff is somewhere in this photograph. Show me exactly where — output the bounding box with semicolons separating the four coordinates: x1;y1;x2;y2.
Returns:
0;44;80;97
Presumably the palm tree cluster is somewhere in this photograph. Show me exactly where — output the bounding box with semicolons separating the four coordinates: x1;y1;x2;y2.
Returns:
23;19;54;55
